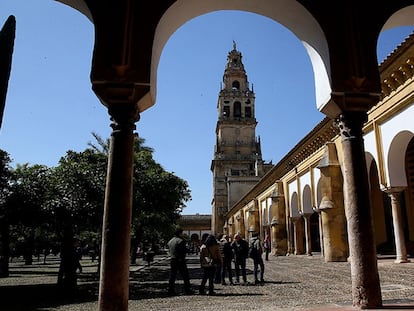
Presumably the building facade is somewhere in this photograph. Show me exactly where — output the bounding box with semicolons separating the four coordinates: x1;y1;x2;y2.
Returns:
211;42;273;235
177;214;211;243
223;32;414;264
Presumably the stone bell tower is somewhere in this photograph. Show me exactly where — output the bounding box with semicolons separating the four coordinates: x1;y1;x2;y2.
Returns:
211;42;272;235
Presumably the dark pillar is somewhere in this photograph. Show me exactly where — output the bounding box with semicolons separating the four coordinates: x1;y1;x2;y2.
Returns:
98;103;139;311
336;111;382;308
0;15;16;130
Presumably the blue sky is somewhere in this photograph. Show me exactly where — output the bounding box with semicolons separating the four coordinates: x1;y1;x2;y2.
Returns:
1;1;413;215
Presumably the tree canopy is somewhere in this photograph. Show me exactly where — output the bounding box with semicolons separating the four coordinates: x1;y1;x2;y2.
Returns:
0;133;192;276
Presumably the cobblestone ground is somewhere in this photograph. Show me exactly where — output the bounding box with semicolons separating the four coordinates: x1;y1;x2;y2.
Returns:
1;253;414;310
125;254;414;311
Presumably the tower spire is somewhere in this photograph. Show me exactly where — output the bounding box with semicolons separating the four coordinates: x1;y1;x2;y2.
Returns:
211;44;266;235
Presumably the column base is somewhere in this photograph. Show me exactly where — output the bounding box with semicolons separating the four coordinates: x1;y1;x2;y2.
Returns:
394;258;411;263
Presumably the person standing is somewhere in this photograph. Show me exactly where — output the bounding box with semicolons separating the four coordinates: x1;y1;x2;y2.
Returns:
214;233;223;284
199;233;222;295
58;237;82;295
219;235;234;285
231;232;249;285
264;234;271;261
249;231;265;285
167;228;194;295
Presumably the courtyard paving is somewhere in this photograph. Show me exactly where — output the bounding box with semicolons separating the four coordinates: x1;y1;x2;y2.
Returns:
1;252;414;310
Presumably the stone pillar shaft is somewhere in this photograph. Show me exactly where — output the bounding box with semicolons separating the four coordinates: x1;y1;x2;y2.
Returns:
317;142;348;262
387;189;410;263
317;211;324;257
271;186;288;256
292;217;304;255
98;104;139;311
337;112;382;308
287;217;294;255
302;214;312;256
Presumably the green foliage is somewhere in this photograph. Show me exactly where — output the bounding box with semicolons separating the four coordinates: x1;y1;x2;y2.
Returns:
1;132;192;265
0;149;12;275
47;148;107;237
132;138;191;245
7;164;51;224
0;149;11;205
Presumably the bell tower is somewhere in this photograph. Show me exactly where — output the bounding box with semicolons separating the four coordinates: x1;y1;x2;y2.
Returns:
211;42;272;235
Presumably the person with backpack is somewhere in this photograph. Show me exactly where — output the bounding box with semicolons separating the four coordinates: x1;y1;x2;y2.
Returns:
199;233;222;295
249;231;265;285
231;232;249;285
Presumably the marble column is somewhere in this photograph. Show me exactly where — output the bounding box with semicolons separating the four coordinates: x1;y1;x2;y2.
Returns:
336;111;382;308
301;213;312;256
313;208;324;257
292;217;304;255
385;188;410;263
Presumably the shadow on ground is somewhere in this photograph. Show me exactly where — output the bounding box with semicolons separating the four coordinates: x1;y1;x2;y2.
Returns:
0;271;99;311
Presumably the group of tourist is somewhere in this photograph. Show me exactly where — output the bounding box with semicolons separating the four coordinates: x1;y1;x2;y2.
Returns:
167;228;269;296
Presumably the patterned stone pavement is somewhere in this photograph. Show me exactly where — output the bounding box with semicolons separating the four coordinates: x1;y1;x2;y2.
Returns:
125;253;414;311
2;252;414;310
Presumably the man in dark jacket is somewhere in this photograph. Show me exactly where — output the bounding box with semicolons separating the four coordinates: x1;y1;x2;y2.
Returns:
219;235;234;285
231;232;249;285
167;228;194;295
249;231;265;285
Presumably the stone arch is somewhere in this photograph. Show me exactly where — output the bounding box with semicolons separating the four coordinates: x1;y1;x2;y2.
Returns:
367;153;389;252
54;1;414;114
290;192;300;218
310;213;321;253
232;80;240;90
302;184;313;214
382;6;414;31
388;130;414;187
233;101;241;118
316;178;323;208
55;0;93;21
263;199;272;227
302;184;318;255
151;1;330;111
403;136;414;254
365;152;375;187
290;192;304;254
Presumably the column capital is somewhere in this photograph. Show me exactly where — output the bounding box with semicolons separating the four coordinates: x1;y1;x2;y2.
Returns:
108;103;140;133
322;92;380;119
334;111;368;141
383;186;406;195
299;211;312;218
92;83;143;133
92;82;150;110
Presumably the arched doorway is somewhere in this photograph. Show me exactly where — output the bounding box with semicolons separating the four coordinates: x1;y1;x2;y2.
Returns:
310;213;321;253
404;137;414;255
368;157;393;254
